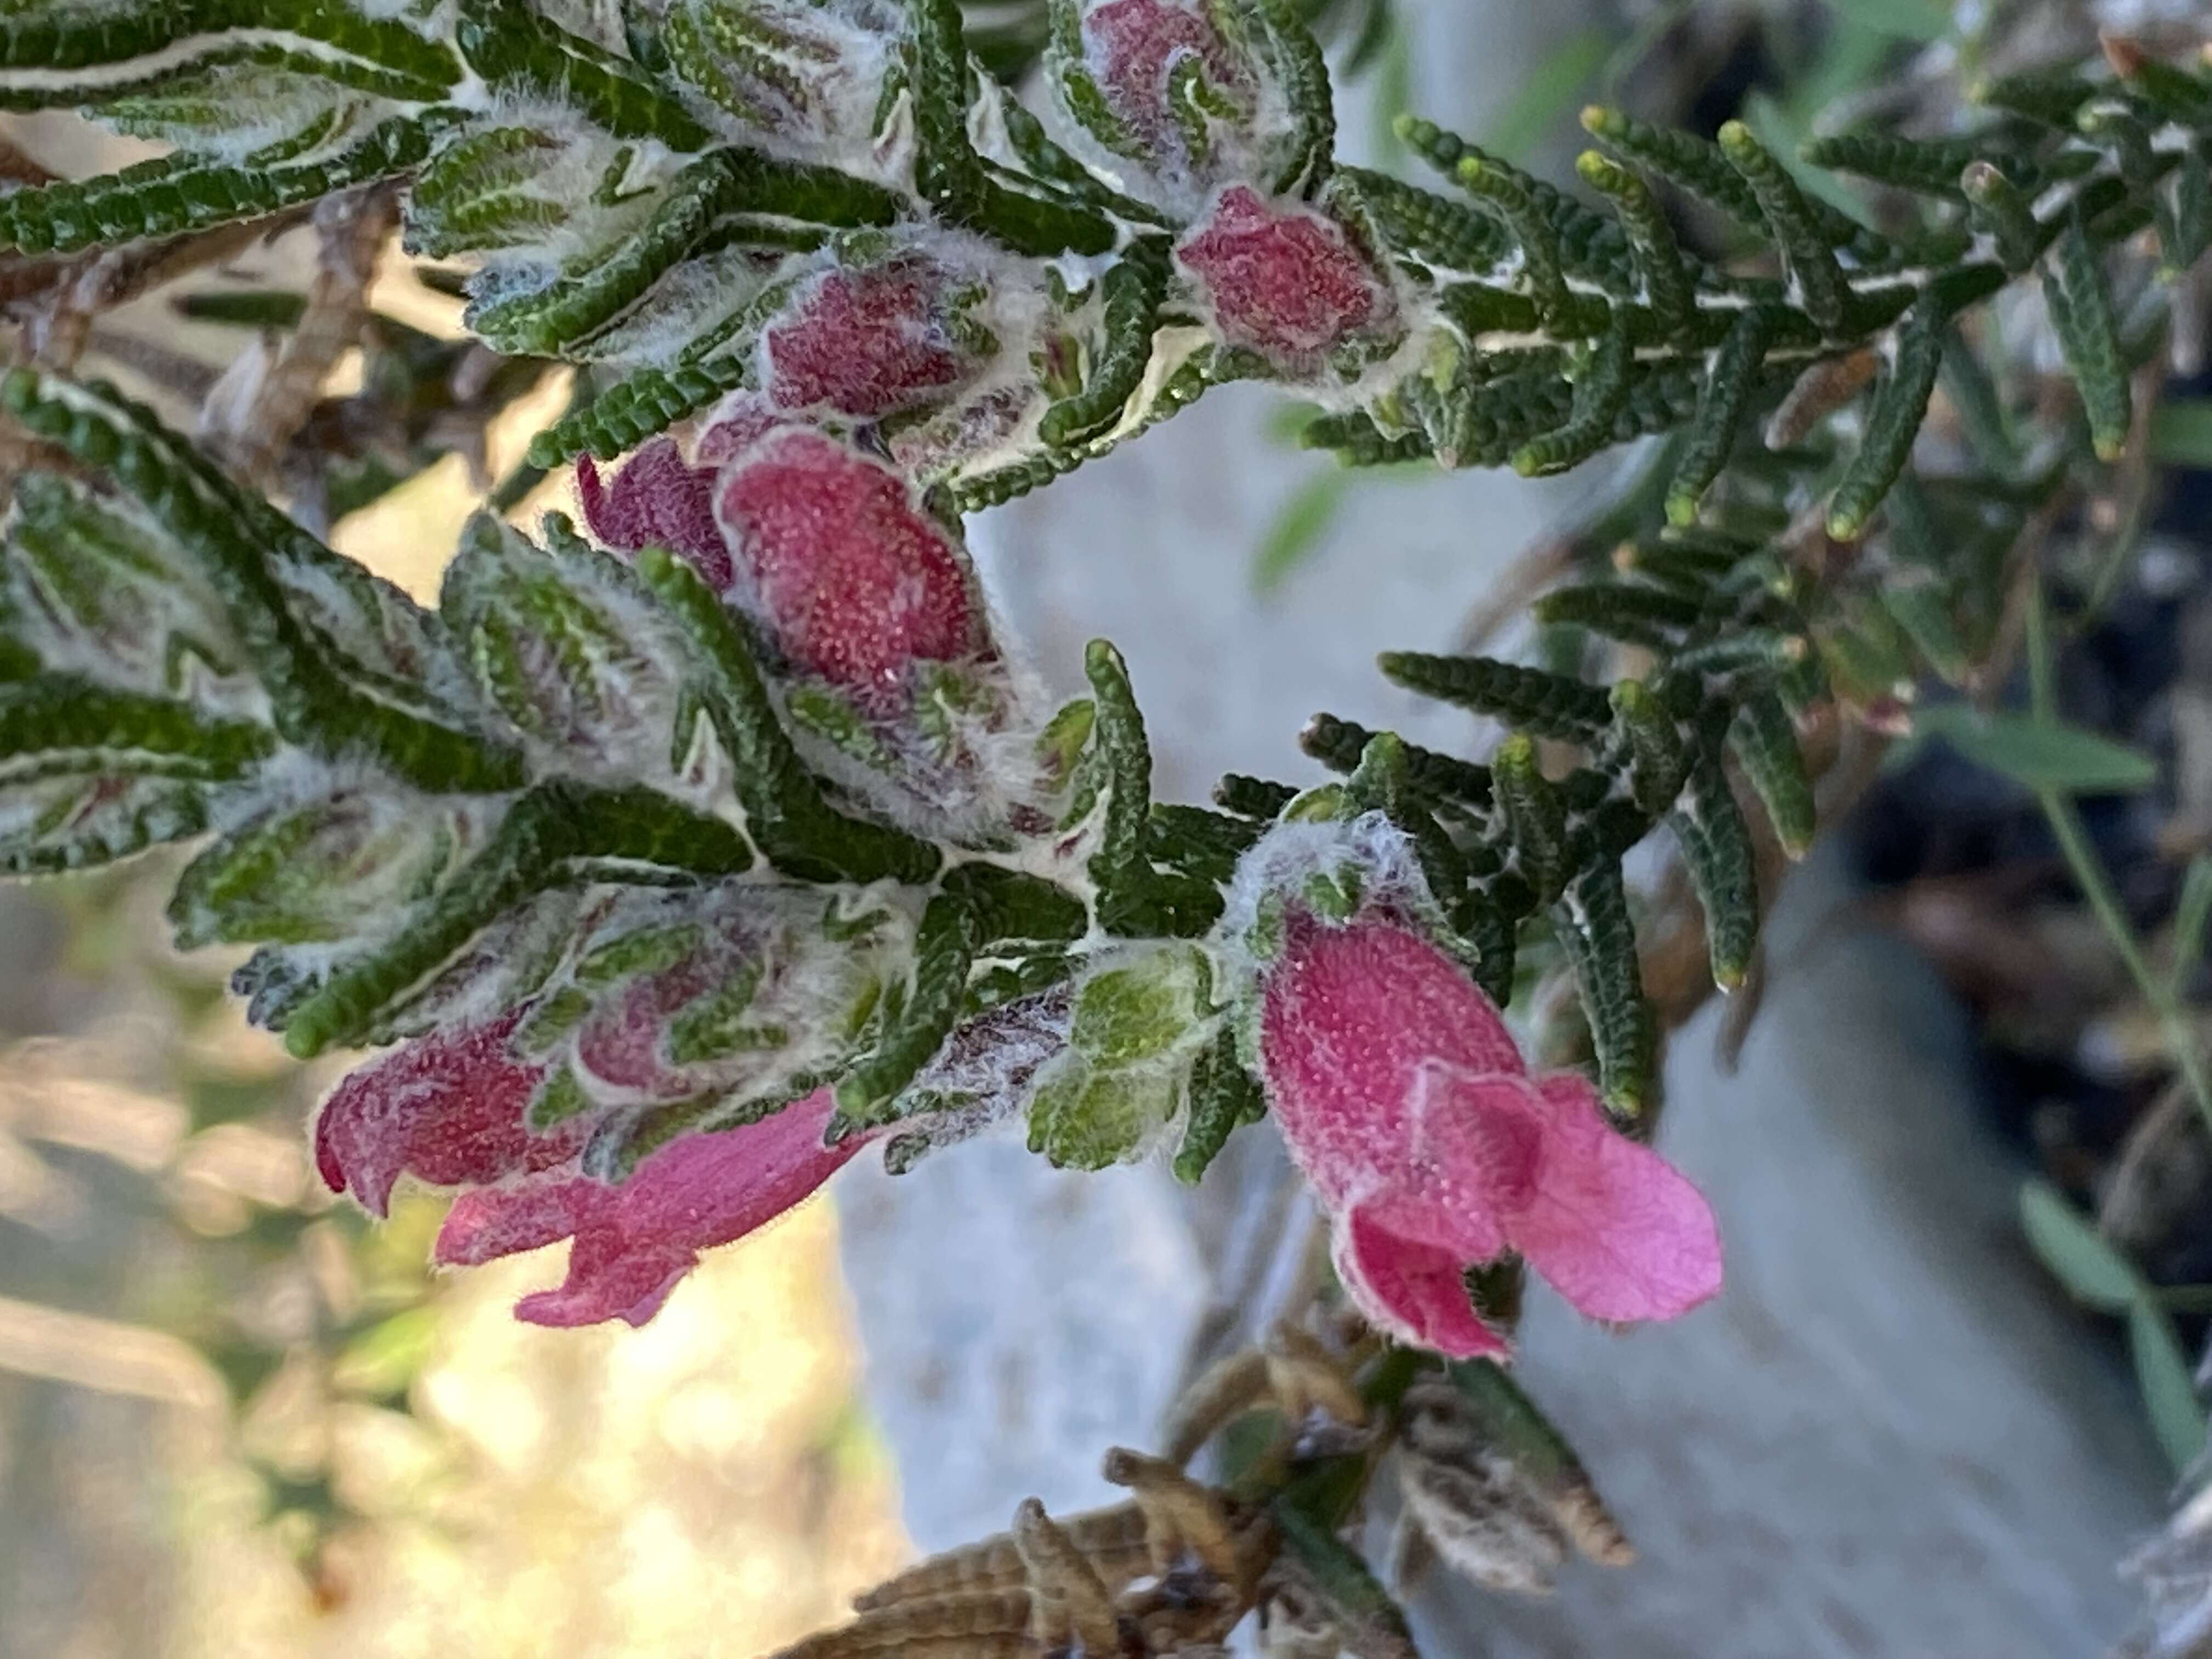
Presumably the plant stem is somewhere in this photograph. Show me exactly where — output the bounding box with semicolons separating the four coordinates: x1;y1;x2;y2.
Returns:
2025;573;2212;1133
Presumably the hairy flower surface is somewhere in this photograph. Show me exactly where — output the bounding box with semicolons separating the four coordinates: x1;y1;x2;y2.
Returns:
1173;187;1394;379
315;1007;871;1326
575;437;731;589
435;1087;865;1327
314;1008;574;1217
713;427;990;706
1258;908;1722;1357
762;253;985;420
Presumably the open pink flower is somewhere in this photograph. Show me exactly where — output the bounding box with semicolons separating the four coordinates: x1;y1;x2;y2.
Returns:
713;427;989;711
1259;909;1721;1358
313;1013;865;1327
435;1087;864;1327
762;256;981;420
1174;187;1395;378
575;437;731;590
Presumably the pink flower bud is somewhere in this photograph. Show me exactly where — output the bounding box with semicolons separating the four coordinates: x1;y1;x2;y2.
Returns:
761;253;985;420
713;427;990;713
1259;908;1722;1358
433;1086;865;1328
1173;186;1396;380
1081;0;1252;168
575;436;731;590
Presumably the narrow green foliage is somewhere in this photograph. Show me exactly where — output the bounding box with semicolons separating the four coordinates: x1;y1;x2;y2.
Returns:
280;780;753;1058
457;0;710;147
1039;240;1170;446
1575;151;1695;340
0;676;272;786
1960;160;2046;272
1580;104;1764;232
1378;652;1611;741
1336;164;1506;271
1826;296;1945;539
906;0;1111;256
3;370;523;795
2104;43;2212;127
1552;857;1653;1114
1492;735;1570;906
1666;306;1780;526
2160;145;2212;280
1668;758;1758;990
1174;1023;1266;1184
1301;713;1493;809
529;357;748;466
1609;679;1688;816
1718;121;1848;334
830;889;980;1139
1452;153;1571;328
1803;131;1995;200
0;114;437;255
1532;581;1702;650
466;148;900;356
1513;309;1633;476
2041;214;2132;462
1251;0;1335;196
1727;693;1814;857
1971;67;2097;128
1085;639;1205;936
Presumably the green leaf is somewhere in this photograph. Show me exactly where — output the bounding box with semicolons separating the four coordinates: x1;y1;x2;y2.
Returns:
2129;1301;2208;1472
2018;1180;2140;1312
2151;399;2212;470
1252;471;1347;595
1912;706;2156;794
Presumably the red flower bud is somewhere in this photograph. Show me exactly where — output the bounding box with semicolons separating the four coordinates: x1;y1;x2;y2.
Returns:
1173;186;1396;380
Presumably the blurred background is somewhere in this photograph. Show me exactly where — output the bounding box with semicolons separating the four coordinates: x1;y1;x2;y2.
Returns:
7;0;2212;1655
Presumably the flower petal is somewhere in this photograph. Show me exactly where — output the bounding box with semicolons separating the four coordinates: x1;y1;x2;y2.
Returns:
1333;1201;1510;1361
313;1010;571;1216
576;437;732;590
431;1087;865;1328
713;429;988;709
1508;1073;1724;1324
764;259;976;420
1260;910;1527;1211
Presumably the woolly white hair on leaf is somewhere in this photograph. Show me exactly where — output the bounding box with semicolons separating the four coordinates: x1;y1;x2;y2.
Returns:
509;877;916;1118
879;981;1078;1172
1219;809;1442;966
629;0;909;178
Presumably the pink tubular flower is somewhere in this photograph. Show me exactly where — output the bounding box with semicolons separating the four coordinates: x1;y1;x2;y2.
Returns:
1259;909;1722;1358
314;1009;577;1216
1174;187;1395;377
313;1013;865;1327
575;437;731;590
762;257;980;420
434;1087;864;1328
713;427;989;710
